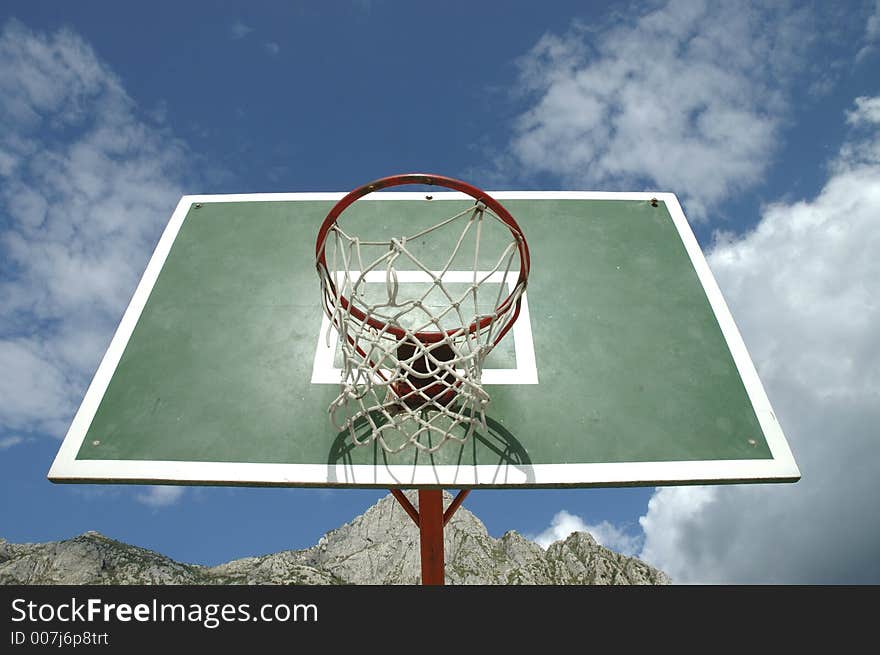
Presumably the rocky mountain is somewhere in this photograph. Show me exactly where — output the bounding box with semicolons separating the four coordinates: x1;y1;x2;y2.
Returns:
1;492;669;585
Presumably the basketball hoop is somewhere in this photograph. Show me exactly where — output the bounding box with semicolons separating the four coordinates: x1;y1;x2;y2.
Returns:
316;174;530;453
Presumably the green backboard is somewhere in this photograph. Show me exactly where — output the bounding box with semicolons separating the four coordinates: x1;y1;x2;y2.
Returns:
48;190;799;488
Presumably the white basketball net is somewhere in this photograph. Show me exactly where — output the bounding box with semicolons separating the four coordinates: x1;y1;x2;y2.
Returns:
318;200;527;453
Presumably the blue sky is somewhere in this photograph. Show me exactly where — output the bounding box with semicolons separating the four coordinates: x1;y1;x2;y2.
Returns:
1;0;879;583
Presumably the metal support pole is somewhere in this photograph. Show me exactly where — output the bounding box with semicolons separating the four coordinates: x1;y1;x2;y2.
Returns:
418;489;444;585
443;489;470;526
389;489;471;585
390;488;420;526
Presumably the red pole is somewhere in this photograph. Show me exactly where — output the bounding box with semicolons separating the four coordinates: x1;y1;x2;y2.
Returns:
443;489;471;526
418;489;444;585
389;489;470;585
390;488;420;526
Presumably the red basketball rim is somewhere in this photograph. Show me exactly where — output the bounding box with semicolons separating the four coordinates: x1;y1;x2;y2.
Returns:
316;173;531;344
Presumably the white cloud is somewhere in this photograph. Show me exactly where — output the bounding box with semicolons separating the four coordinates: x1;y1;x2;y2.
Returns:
136;486;186;508
230;21;253;40
0;435;24;449
847;96;880;126
508;0;814;217
639;96;880;583
264;42;280;56
531;510;641;556
856;0;880;61
0;340;75;436
0;20;187;439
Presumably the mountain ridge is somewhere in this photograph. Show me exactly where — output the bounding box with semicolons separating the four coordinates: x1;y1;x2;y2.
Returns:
1;492;669;585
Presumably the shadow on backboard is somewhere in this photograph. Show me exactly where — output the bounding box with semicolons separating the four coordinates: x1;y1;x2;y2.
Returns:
326;411;534;486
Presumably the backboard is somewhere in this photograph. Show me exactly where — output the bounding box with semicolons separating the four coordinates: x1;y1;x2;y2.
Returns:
48;189;800;488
